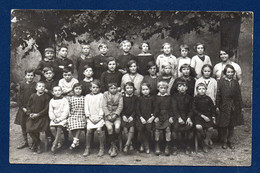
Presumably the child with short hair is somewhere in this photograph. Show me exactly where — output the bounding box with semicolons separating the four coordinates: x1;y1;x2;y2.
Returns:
35;47;58;81
76;43;94;81
171;80;193;155
121;82;138;153
80;65;94;96
100;57;123;92
171;64;196;97
102;83;123;157
195;64;217;104
136;83;155;154
157;62;175;95
117;40;137;74
41;67;58;97
216;64;243;150
154;81;174;156
25;82;51;154
156;42;177;77
193;83;216;153
15;69;36;149
136;42;154;76
177;44;191;77
48;86;70;153
67;83;86;150
142;61;158;95
121;60;144;96
56;45;74;81
58;67;79;96
93;43;110;79
83;80;105;157
190;42;212;78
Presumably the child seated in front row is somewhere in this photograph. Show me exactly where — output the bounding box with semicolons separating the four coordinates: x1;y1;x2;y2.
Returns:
154;81;174;156
102;83;123;157
171;80;193;155
25;82;51;154
80;65;94;96
83;80;105;157
193;83;216;153
58;67;79;97
121;82;138;153
136;83;155;154
48;86;70;153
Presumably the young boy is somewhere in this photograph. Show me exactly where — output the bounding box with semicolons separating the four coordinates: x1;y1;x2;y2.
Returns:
76;43;94;81
154;81;174;156
14;69;36;149
56;45;74;81
80;65;94;96
93;43;110;79
176;44;191;77
171;80;193;155
41;67;58;97
58;67;79;97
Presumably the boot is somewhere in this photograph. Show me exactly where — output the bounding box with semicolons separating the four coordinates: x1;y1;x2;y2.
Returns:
17;134;29;149
110;142;118;157
83;132;91;157
139;144;144;153
164;142;170;156
70;138;79;150
97;131;105;157
155;142;160;156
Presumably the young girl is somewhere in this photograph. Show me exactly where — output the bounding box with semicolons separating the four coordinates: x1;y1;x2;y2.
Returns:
102;83;123;157
93;43;110;79
170;64;196;97
121;60;144;96
142;61;158;95
117;40;137;74
136;83;155;154
48;86;70;153
156;42;177;77
15;69;36;149
194;64;217;104
176;44;191;77
67;83;86;150
80;65;94;96
136;42;154;76
216;64;243;149
83;80;105;157
25;82;51;154
190;43;212;78
76;43;94;81
100;57;123;92
121;82;138;153
193;83;216;153
157;62;175;95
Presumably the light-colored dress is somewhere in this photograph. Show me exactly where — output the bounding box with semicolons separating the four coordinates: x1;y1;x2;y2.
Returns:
58;78;79;94
156;54;177;76
190;55;211;78
213;61;242;81
121;73;144;96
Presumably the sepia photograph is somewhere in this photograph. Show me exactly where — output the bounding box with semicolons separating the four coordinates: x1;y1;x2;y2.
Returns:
10;10;253;166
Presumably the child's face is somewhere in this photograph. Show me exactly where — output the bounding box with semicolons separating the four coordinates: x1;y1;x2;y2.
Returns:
226;68;235;79
163;66;172;75
45;51;54;60
181;67;190;77
141;86;150;96
108;85;117;95
148;65;157;76
83;68;93;78
197;86;206;96
63;72;73;82
122;42;131;53
180;48;188;57
74;86;82;96
107;60;116;72
196;45;204;55
90;84;100;94
99;45;108;55
141;43;149;53
44;70;54;81
52;86;62;97
36;83;45;94
158;85;168;95
129;63;137;74
163;44;171;55
177;84;187;94
220;50;229;62
82;45;90;55
202;67;211;79
25;72;34;83
125;85;134;95
58;48;68;58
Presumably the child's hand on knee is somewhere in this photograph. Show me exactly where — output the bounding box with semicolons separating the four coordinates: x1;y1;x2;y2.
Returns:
140;117;146;124
169;117;174;124
178;117;185;124
147;116;155;123
22;108;27;113
201;114;210;122
111;113;117;120
122;115;128;122
128;116;133;122
186;118;193;126
212;117;216;124
154;117;159;123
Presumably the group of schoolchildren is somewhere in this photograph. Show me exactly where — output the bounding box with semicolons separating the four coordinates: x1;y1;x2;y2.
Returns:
14;40;243;158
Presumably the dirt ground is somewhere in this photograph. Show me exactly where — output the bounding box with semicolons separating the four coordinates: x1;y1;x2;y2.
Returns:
9;107;252;166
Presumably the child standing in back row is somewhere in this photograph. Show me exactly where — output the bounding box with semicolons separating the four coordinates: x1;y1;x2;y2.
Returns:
176;44;191;77
93;43;110;79
136;42;154;76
